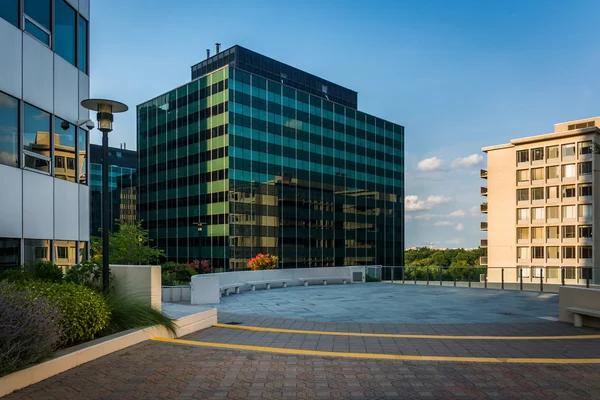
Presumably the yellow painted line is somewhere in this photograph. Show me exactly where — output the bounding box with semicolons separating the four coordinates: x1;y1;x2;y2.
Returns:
151;337;600;364
212;323;600;341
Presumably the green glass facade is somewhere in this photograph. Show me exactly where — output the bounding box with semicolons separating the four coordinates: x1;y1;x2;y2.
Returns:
138;57;404;270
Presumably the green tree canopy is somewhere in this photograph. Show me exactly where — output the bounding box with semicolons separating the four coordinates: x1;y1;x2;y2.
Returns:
91;220;164;265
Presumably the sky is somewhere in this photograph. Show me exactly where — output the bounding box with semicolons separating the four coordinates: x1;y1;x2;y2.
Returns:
89;0;600;250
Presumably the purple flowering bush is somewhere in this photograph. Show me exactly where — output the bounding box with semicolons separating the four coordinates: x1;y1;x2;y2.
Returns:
0;281;63;376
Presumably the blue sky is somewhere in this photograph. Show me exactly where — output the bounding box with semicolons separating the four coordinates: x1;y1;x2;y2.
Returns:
89;0;600;249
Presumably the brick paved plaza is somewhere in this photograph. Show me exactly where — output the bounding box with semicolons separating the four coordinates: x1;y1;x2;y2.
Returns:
6;285;600;399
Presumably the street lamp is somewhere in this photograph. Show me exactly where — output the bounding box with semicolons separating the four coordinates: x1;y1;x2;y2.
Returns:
81;99;128;291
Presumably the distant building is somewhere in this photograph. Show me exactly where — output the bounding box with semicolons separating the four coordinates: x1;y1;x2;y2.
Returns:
137;45;405;269
482;117;599;284
90;144;136;236
0;1;91;271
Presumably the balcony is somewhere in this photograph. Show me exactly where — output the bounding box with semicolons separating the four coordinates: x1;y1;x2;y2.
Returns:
480;239;488;248
480;202;488;213
480;222;488;231
480;169;488;179
479;256;488;265
480;186;488;196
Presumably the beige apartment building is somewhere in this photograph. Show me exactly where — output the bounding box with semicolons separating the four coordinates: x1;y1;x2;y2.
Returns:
481;117;599;284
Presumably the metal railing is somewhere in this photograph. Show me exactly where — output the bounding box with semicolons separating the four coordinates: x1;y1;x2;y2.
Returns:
381;266;600;293
480;202;488;212
480;222;488;230
480;239;488;247
480;169;488;178
480;186;488;196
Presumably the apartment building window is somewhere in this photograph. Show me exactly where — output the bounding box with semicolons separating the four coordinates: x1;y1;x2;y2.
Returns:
531;187;544;201
563;246;576;259
0;0;19;28
531;147;544;161
517;169;529;183
57;246;68;259
24;0;52;46
547;226;559;239
533;267;543;278
532;246;544;259
579;246;592;259
517;247;528;260
0;92;19;168
547;186;559;200
562;164;576;178
579;183;592;198
55;156;64;169
517;189;529;202
532;207;544;221
517;227;529;240
578;162;592;177
562;184;575;199
579;204;592;219
565;267;577;279
519;266;530;278
546;146;559;160
547;246;559;259
579;225;592;239
547;206;559;220
23;103;51;174
546;166;559;180
531;168;543;181
517;208;529;222
54;117;76;181
562;143;576;158
579;141;592;155
517;150;529;164
562;225;576;239
55;0;76;65
562;205;576;219
532;227;544;240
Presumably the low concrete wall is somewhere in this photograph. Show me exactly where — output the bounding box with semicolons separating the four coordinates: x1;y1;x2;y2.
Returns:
162;286;191;302
0;308;217;397
111;265;162;311
559;286;600;328
191;266;367;305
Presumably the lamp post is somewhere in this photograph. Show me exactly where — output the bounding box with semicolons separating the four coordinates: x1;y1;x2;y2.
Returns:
81;99;128;291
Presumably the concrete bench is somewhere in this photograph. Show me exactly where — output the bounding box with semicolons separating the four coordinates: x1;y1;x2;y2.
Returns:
220;283;245;296
566;306;600;328
247;280;289;291
299;277;347;286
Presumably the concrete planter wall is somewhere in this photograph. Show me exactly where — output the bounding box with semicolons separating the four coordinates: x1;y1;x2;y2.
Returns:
191;266;367;304
559;286;600;328
162;286;191;302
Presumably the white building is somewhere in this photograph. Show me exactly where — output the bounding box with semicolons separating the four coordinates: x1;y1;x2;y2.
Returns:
0;0;91;271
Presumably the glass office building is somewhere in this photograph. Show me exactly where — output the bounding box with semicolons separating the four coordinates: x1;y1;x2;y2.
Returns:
90;145;137;236
138;45;404;270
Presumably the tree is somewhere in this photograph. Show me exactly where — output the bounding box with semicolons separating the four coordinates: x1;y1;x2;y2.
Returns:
90;220;165;265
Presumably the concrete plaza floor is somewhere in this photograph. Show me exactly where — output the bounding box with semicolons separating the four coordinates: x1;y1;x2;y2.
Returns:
215;283;559;324
7;284;600;399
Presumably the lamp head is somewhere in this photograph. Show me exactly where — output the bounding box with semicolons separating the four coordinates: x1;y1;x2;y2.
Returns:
80;99;128;133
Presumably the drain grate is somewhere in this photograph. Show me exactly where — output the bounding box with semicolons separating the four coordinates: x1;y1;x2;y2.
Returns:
221;321;242;325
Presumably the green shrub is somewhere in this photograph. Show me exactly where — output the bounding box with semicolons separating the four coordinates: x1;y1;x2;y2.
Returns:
102;292;176;336
64;261;106;292
161;262;196;285
365;274;380;282
0;261;63;283
17;281;110;345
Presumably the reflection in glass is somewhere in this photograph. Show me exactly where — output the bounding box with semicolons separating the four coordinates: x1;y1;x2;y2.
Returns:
0;0;19;28
54;0;76;65
0;92;19;168
0;238;20;273
78;128;87;184
78;16;88;73
54;117;76;181
54;240;76;269
79;241;88;263
24;239;51;266
24;104;51;173
24;0;51;45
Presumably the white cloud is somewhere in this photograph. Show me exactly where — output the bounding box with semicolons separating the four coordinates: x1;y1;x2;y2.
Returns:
446;238;464;245
470;206;479;216
448;209;465;217
414;214;439;220
455;223;464;231
417;156;444;171
433;221;453;226
405;195;451;212
451;154;483;169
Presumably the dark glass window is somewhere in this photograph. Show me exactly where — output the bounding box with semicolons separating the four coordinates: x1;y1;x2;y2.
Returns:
23;103;51;173
55;0;76;65
0;0;19;28
78;16;88;73
24;0;51;45
0;238;20;273
0;92;19;168
78;128;87;184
